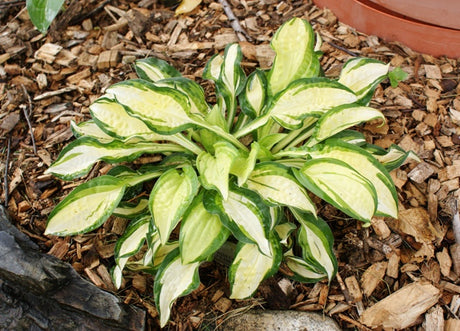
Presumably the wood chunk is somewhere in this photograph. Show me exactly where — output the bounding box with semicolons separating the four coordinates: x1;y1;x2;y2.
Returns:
84;267;105;288
141;299;158;318
255;44;275;69
34;43;63;63
371;217;391;239
398;135;421;154
97;50;120;69
0;112;20;132
390;169;408;190
407;162;435;183
386;252;400;279
361;262;387;297
327;302;351;315
48;238;70;259
214;32;239;49
67;67;92;85
436;247;452;278
390;208;445;245
360;281;440;329
421;259;441;283
96;264;116;292
440;281;460;294
318;283;329;306
445;319;460;331
211;289;225;303
425;305;444;331
450;244;460;277
55;50;77;66
131;274;147;294
424;65;442;79
344;276;362;303
214;297;232;313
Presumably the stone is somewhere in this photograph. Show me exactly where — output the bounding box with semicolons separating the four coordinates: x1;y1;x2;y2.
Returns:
0;205;145;330
220;310;341;331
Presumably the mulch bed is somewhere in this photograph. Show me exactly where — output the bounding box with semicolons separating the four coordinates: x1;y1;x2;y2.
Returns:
1;0;459;330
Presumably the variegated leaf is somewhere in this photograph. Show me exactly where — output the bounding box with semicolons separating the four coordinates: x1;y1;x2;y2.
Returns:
338;57;389;104
228;237;282;299
45;176;125;236
294;158;377;223
246;162;316;214
307;104;385;146
307;140;398;218
154;249;200;327
134;57;181;82
267;17;320;95
45;137;185;180
179;193;230;264
292;210;337;281
203;184;272;257
150;166;199;244
196;142;238;200
112;216;151;288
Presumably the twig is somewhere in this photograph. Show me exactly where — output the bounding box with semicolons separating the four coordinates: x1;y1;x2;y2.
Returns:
21;84;37;155
453;199;460;244
327;41;359;57
0;0;25;9
338;313;372;331
217;0;252;42
4;136;11;206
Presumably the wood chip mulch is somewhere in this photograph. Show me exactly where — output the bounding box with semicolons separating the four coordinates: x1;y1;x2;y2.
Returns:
1;1;460;330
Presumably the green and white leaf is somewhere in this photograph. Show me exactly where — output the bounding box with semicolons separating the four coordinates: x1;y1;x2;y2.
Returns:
202;53;224;82
179;193;230;264
338;58;389;103
246;162;316;214
154;249;200;327
284;253;327;283
307;140;398;218
219;43;246;98
307;104;385;146
113;199;149;218
135;57;181;82
153;241;179;269
370;144;421;171
107;79;195;134
239;69;267;118
150;166;199;244
113;216;151;288
292;210;337;281
294;158;377;222
268;78;358;130
155;77;209;115
274;221;296;247
45;137;185;180
228;238;282;299
230;142;260;186
70;120;114;143
267;17;320;95
196;142;238;200
90;96;154;140
203;185;272;257
45;176;125;236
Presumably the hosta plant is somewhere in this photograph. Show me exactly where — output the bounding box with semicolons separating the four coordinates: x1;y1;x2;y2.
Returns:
45;18;415;327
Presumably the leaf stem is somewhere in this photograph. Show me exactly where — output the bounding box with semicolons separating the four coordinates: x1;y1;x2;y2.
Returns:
271;118;316;153
233;113;271;139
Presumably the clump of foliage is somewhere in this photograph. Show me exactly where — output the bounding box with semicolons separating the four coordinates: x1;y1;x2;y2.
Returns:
45;18;414;327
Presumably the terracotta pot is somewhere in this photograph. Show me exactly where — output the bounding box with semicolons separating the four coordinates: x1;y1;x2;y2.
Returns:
368;0;460;30
313;0;460;58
